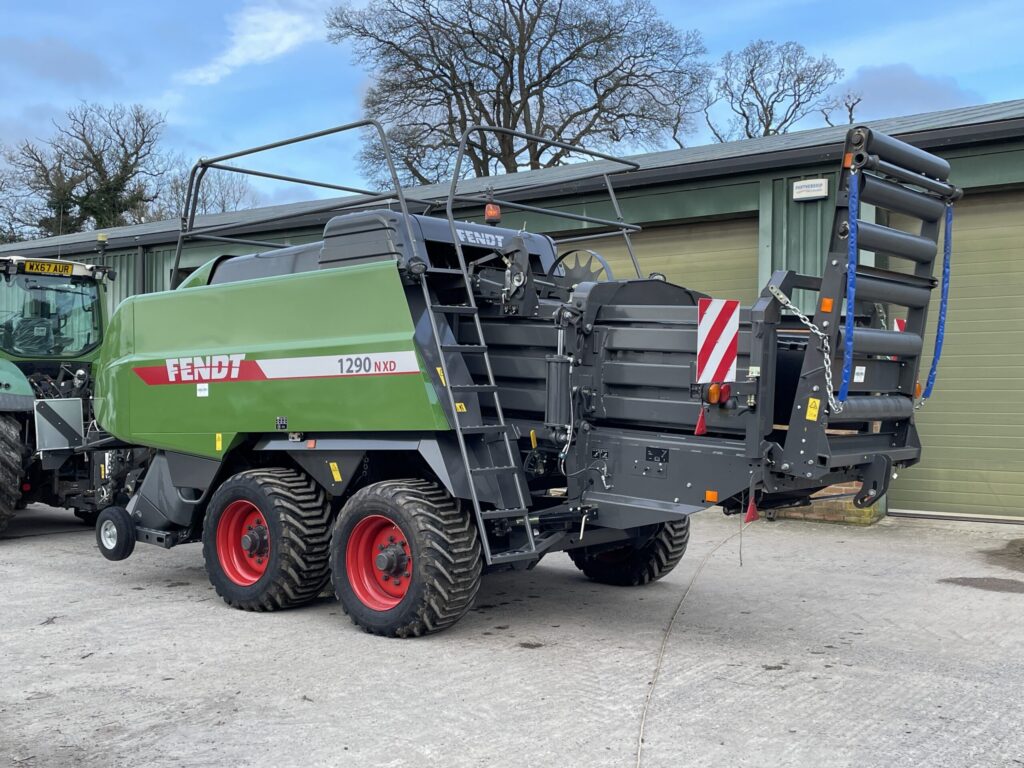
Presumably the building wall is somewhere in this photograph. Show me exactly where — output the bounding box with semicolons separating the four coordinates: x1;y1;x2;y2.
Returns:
887;189;1024;518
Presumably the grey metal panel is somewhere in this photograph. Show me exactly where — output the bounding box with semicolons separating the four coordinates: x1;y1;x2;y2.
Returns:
603;326;753;355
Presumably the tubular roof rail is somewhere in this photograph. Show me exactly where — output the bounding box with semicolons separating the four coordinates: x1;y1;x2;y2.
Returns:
446;125;645;278
170;119;434;287
171;121;652;286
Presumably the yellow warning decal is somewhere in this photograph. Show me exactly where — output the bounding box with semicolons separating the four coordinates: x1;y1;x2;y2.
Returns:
436;367;446;386
805;397;820;421
328;461;342;483
215;432;223;451
99;463;106;480
455;402;467;413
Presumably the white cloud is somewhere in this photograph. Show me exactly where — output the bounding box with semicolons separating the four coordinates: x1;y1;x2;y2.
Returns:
179;3;323;86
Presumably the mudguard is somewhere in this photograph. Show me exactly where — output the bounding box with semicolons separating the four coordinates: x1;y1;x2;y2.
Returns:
0;360;35;412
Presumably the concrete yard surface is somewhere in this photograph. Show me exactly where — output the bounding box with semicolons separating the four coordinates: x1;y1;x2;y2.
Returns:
1;507;1023;767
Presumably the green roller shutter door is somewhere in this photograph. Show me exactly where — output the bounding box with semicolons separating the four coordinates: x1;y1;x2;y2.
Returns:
570;217;760;304
888;190;1024;518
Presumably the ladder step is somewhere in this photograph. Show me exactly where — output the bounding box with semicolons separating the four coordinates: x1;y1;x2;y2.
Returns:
857;221;937;264
441;344;487;354
861;128;951;181
432;304;477;315
489;549;538;563
470;464;516;474
480;507;529;521
460;424;507;435
858;174;946;222
849;328;923;357
854;267;934;308
451;384;497;393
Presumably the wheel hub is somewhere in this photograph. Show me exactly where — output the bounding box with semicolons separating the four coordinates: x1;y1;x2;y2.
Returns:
241;525;269;557
100;519;118;550
346;515;413;611
374;543;408;575
216;500;271;586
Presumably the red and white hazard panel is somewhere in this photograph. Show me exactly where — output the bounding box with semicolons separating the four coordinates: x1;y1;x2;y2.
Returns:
696;298;740;384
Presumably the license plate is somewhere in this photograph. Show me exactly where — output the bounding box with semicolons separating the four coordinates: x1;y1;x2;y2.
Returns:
24;260;73;276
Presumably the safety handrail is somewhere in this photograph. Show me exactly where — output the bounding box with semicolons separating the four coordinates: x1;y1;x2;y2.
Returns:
445;125;644;277
170;119;429;288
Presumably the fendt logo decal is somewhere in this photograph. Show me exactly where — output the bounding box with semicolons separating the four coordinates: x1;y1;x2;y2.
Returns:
133;351;420;386
456;229;504;248
167;354;246;382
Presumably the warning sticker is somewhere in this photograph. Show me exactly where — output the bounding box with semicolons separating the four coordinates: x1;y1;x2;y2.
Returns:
806;397;821;421
853;366;866;383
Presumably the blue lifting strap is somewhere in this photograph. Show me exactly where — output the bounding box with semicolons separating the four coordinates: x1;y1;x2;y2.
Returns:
838;172;859;403
922;204;953;400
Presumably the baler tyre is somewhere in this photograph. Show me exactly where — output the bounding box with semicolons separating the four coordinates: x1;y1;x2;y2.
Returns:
0;414;24;535
203;468;332;612
96;506;135;561
568;518;690;586
331;479;482;638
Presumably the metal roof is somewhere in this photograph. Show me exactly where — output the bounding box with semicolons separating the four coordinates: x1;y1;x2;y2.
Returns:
4;98;1023;257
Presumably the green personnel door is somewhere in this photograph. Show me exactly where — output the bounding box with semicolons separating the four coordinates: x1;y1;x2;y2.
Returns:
888;190;1024;519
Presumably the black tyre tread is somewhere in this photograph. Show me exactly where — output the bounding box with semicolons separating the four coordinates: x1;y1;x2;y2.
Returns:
334;479;482;638
205;468;332;612
0;415;23;535
568;518;690;586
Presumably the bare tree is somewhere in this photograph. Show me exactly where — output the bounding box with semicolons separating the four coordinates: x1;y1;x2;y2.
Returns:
147;159;262;221
822;90;864;127
706;40;843;141
327;0;710;186
3;103;168;238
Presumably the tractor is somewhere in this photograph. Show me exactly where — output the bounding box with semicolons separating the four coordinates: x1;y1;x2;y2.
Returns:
0;255;138;534
88;122;959;636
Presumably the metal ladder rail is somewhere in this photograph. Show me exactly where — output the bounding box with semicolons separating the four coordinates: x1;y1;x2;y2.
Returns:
435;126;642;563
418;269;535;565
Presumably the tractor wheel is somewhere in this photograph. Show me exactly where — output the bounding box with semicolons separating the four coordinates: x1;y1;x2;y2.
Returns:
203;468;332;612
568;518;690;586
0;414;24;535
331;480;482;638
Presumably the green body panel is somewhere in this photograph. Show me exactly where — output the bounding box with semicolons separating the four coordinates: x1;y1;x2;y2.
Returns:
95;260;450;459
0;359;34;398
0;358;35;410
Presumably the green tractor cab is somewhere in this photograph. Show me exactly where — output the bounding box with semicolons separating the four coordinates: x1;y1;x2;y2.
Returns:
0;255;128;533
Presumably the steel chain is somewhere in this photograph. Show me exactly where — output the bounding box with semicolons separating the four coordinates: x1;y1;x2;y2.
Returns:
768;285;843;414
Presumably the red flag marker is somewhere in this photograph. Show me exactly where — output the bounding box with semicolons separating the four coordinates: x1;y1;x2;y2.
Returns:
744;497;760;523
694;408;707;436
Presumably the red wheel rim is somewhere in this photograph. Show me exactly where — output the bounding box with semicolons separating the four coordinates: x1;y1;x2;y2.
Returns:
216;499;270;586
346;514;412;611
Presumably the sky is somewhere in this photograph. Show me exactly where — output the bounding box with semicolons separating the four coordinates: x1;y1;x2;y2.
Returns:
1;0;1021;203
